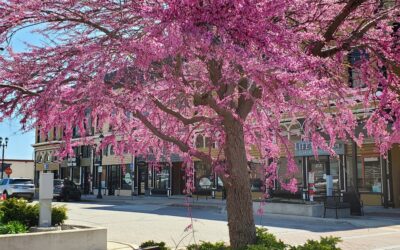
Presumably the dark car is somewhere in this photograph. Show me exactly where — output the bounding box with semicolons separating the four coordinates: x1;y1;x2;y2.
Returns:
53;179;81;202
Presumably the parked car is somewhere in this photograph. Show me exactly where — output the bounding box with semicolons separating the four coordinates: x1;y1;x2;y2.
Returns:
0;178;35;201
53;179;81;202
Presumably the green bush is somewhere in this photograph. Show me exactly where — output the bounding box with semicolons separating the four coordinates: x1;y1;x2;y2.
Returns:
0;221;28;234
0;198;68;228
52;205;68;226
140;240;170;250
250;227;287;250
289;236;342;250
184;229;340;250
0;198;39;227
187;241;229;250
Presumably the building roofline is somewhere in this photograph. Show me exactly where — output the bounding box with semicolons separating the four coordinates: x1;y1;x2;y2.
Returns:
4;159;34;162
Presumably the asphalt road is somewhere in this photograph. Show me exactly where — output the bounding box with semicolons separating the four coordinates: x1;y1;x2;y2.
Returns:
59;200;400;250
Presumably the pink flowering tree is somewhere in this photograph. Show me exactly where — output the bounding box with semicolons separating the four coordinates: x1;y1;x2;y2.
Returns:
0;1;399;248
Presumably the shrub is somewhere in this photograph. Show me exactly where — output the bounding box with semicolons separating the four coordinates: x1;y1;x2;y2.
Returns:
140;240;169;250
0;198;39;227
0;198;68;228
52;206;68;226
289;236;342;250
249;227;286;250
0;221;28;234
187;241;229;250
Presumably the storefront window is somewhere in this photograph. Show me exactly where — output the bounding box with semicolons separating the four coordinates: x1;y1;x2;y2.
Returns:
276;158;303;193
194;161;212;190
358;156;382;193
249;163;263;192
329;157;340;193
121;171;132;189
154;164;170;190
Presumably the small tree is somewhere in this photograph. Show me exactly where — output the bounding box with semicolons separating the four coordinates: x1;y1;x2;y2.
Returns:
0;1;399;248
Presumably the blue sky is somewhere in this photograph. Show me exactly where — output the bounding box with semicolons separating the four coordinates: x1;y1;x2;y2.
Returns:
0;27;45;160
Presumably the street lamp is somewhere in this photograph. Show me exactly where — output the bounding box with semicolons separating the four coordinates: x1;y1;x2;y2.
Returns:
97;134;104;199
0;137;9;179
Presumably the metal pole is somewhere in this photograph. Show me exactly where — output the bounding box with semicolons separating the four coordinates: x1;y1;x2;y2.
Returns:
131;154;135;199
1;144;5;179
97;147;103;199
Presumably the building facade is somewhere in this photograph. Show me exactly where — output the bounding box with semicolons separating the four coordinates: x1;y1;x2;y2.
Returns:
1;159;34;179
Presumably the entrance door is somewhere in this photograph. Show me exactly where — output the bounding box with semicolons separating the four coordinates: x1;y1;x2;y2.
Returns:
137;164;148;195
82;166;90;194
309;156;329;198
172;163;184;195
107;166;119;196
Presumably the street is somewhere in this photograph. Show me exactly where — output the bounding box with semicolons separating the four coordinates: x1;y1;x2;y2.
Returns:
59;199;400;250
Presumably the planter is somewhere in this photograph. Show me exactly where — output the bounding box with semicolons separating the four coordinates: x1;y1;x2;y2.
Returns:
0;225;107;250
254;202;324;217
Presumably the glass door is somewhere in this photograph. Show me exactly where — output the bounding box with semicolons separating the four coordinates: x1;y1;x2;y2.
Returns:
309;156;329;198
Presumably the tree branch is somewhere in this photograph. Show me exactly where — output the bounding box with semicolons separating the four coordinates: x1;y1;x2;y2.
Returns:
316;9;394;57
236;81;262;120
151;97;213;125
311;0;367;56
132;110;212;165
0;84;40;96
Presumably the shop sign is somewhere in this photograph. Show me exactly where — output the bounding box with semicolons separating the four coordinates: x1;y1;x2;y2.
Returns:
67;157;77;167
294;141;344;157
124;173;132;185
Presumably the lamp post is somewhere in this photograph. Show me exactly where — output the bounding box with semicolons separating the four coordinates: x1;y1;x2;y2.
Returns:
0;137;9;179
97;134;104;199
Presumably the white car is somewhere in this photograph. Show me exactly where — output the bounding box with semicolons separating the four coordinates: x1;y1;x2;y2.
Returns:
0;178;35;201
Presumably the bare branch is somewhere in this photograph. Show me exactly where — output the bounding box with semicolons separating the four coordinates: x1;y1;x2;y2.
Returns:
151;97;213;125
0;84;40;96
132;110;212;165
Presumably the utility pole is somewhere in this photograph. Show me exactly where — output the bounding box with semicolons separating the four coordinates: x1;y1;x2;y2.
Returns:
97;134;104;199
0;137;9;179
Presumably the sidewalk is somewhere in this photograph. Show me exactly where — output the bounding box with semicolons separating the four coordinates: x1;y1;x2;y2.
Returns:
81;194;226;209
107;241;136;250
81;194;400;229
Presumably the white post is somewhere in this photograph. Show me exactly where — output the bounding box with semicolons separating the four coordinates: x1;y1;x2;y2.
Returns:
326;175;333;196
39;172;54;227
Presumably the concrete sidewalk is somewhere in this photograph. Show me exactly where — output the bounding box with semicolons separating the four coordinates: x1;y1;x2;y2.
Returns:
81;194;400;229
81;194;226;211
107;241;137;250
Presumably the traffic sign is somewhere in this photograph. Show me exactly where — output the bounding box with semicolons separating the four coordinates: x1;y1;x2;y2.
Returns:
44;163;49;170
5;167;12;176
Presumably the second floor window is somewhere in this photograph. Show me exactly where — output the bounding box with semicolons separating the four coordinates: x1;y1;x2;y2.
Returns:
348;49;368;89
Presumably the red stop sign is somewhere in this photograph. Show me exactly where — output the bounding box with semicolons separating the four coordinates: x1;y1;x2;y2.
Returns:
5;167;12;176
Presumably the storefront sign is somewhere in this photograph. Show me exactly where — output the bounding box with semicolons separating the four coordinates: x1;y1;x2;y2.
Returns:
294;141;344;157
67;157;77;167
124;173;132;185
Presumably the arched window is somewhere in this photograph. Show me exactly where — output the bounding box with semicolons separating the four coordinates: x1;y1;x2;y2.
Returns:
36;154;43;163
44;152;49;162
195;134;204;148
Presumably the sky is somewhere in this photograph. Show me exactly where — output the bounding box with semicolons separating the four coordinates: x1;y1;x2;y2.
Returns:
0;27;45;160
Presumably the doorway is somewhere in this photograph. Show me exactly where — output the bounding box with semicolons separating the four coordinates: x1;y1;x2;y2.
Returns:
137;163;148;195
107;165;120;196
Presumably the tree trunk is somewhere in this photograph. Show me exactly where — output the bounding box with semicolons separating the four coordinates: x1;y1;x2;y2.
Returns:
223;119;256;249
